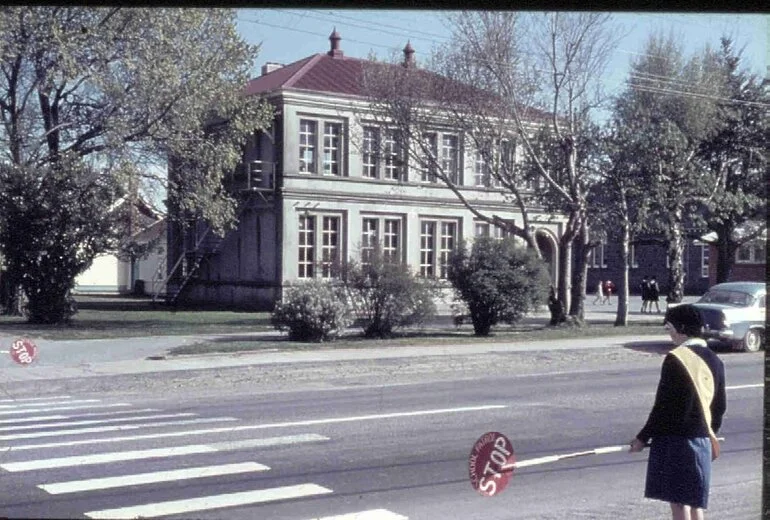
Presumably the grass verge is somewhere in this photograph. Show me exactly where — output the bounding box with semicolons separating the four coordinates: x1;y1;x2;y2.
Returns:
168;322;666;356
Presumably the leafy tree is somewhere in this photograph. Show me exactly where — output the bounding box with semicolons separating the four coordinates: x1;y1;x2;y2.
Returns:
0;157;117;323
697;38;768;282
613;33;724;302
448;237;549;336
0;8;272;321
341;246;436;338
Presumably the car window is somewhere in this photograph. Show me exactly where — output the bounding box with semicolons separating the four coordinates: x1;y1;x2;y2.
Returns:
758;295;766;308
699;289;754;307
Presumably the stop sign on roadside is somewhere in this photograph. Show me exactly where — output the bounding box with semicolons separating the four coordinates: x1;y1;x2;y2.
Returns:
10;338;37;365
469;431;515;497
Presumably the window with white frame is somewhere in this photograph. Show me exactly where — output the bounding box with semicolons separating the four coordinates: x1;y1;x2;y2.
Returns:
736;240;766;264
361;216;402;264
474;150;492;187
420;132;438;183
420;219;459;278
362;126;379;179
322;122;342;176
587;242;607;268
441;134;459;183
383;129;404;181
298;117;345;176
475;222;490;237
475;220;513;240
630;244;639;268
299;120;317;173
298;214;315;278
297;213;343;279
700;243;709;277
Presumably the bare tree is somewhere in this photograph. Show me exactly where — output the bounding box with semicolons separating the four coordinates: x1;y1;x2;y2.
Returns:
362;12;622;319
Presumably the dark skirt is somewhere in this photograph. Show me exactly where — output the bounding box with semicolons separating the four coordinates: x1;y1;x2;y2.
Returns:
645;435;711;508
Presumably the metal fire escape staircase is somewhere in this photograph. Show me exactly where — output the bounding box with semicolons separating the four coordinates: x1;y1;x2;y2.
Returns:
154;160;275;305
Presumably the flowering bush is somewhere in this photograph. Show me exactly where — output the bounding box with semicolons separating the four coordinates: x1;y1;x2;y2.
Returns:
271;279;351;342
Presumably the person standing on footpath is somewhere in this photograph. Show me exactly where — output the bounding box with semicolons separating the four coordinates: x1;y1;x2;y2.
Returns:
602;279;614;305
648;275;662;313
640;275;650;313
592;280;604;305
630;304;726;520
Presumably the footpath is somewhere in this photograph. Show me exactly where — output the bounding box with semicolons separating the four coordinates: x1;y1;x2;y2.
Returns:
0;298;688;383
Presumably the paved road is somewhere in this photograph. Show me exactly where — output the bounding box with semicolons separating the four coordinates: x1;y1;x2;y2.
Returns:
0;351;761;519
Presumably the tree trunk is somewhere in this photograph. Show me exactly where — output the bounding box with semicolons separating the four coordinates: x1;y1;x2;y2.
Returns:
715;227;737;284
558;234;572;316
614;219;630;326
666;212;686;303
569;220;588;322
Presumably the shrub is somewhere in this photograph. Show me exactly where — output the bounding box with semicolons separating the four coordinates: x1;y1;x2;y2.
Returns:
448;237;550;336
271;279;351;342
342;246;437;338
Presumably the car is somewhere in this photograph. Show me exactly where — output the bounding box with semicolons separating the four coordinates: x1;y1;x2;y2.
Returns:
690;282;766;352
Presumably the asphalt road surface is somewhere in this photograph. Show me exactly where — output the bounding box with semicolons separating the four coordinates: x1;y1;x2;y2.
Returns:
0;342;762;519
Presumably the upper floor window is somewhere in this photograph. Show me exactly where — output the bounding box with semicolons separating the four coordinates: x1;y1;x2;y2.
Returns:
441;134;459;184
474;150;491;187
299;120;317;173
298;117;345;176
420;133;438;183
362;126;379;179
474;220;513;240
420;132;461;184
323;122;342;176
383;129;404;181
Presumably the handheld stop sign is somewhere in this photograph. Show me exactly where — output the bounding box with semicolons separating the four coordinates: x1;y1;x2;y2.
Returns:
9;338;38;365
469;431;724;497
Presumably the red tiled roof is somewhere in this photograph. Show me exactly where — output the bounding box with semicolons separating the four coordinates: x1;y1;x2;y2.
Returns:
243;54;367;97
242;50;551;122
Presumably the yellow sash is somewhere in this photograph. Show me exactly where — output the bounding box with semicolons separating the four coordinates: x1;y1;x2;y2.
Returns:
670;342;721;459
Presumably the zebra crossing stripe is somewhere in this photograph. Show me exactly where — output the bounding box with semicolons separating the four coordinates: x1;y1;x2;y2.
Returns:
39;462;270;494
83;484;333;519
0;396;71;403
1;433;329;471
0;412;197;433
0;416;236;441
0;403;131;416
0;408;160;425
311;510;409;520
0;399;101;409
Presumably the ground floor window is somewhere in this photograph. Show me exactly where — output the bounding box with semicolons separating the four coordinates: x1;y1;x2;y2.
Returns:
361;216;402;265
297;213;343;279
420;219;458;279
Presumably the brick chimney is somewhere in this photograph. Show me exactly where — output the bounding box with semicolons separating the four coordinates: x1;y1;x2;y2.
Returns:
403;41;415;67
261;62;284;76
328;28;343;58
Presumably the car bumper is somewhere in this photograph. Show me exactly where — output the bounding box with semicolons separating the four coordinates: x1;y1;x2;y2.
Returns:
703;329;735;341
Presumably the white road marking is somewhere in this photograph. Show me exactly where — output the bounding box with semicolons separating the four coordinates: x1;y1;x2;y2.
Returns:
83;484;334;519
0;396;72;403
0;399;101;409
311;510;409;520
0;405;503;451
727;384;763;390
0;417;236;441
0;408;160;425
1;433;328;471
39;462;270;494
0;403;131;416
0;412;197;433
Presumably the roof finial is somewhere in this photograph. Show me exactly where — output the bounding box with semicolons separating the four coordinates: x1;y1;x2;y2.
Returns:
403;40;415;67
328;28;343;58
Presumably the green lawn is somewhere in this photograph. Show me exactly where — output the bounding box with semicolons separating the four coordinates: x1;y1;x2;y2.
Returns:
0;295;271;340
168;322;666;356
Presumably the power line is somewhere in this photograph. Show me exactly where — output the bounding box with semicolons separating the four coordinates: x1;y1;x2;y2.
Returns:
627;82;770;108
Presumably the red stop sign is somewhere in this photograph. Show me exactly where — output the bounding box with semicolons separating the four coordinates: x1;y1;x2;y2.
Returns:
10;338;37;365
469;431;515;496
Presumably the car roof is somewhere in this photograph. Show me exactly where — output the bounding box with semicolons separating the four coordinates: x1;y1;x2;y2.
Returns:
709;282;766;294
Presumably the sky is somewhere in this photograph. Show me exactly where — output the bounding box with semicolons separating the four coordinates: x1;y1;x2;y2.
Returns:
235;9;768;108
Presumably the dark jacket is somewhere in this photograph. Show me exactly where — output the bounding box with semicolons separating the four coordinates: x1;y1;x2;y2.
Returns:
637;342;726;443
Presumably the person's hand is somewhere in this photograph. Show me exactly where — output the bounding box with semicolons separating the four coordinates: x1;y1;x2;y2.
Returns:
629;438;646;453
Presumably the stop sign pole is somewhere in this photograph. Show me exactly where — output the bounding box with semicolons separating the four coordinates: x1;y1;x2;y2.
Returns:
469;431;724;497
